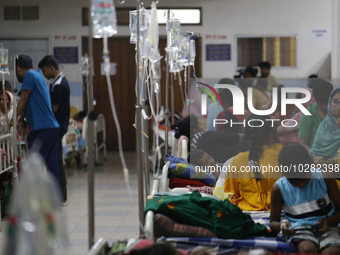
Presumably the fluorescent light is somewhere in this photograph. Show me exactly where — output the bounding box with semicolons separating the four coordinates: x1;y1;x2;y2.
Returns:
157;9;201;24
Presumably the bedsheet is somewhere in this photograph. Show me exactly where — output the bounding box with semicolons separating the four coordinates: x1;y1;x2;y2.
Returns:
159;213;298;254
159;236;298;254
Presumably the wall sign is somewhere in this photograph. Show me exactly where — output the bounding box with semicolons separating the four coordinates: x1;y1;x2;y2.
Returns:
205;34;227;40
54;35;77;41
53;47;78;64
310;29;327;41
206;44;231;61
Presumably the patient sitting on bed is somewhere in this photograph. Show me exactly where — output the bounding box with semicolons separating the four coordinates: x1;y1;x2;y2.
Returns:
0;91;13;135
187;149;221;178
270;144;340;254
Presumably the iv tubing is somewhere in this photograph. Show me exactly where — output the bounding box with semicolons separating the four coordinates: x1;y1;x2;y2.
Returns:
102;34;131;196
145;61;161;177
149;77;161;177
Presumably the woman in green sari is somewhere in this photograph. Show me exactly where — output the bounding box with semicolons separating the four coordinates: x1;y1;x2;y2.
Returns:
310;87;340;162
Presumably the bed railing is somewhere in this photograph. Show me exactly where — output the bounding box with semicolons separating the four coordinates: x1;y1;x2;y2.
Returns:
81;114;107;163
0;128;15;175
95;114;107;162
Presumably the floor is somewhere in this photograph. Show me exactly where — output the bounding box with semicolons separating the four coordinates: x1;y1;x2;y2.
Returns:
0;151;141;255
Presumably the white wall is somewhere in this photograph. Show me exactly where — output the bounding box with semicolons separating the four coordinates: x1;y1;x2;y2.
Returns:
0;0;332;83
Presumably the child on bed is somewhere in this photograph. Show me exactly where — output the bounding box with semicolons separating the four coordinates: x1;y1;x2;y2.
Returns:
270;144;340;254
187;149;222;178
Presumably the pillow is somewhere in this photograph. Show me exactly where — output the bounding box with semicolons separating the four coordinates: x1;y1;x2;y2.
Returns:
168;162;217;187
169;178;206;189
166;155;187;164
153;213;218;239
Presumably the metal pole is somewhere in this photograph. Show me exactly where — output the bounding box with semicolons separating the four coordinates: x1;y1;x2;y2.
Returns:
171;73;174;125
12;56;18;187
164;10;171;156
187;32;193;115
142;58;150;202
135;3;145;237
170;73;175;155
87;1;95;248
143;98;150;198
1;75;9;134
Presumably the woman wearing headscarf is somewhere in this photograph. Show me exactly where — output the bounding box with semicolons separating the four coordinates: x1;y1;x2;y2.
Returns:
277;87;315;144
310;88;340;162
0;91;14;134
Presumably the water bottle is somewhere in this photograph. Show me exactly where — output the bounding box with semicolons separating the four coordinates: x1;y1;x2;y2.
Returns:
0;44;9;74
91;0;117;38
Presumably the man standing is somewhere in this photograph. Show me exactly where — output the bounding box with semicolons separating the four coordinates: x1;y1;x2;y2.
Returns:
39;55;70;206
258;61;281;92
15;55;61;190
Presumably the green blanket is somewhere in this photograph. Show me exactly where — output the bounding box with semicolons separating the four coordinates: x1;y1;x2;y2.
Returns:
145;191;270;239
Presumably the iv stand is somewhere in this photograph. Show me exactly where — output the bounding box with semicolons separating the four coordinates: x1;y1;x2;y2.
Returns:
164;10;171;156
186;31;193;115
12;56;18;187
135;2;145;237
87;0;96;248
170;73;175;155
1;74;9;137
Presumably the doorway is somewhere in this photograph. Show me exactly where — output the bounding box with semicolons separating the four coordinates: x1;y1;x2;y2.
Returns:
82;36;202;150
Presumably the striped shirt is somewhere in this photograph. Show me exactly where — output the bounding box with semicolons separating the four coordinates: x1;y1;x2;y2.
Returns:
276;170;334;228
191;132;203;150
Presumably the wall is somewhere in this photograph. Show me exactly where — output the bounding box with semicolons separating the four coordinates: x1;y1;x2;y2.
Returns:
0;0;333;91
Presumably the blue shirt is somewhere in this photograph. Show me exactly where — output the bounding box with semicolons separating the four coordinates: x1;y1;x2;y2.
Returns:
206;101;224;131
50;73;70;136
276;170;334;229
22;70;59;131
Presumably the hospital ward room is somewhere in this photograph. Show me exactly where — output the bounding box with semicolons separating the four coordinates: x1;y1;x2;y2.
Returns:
1;0;340;254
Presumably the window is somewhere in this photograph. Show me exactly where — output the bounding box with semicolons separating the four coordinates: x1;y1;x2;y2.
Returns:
82;7;201;26
4;6;21;20
237;36;296;67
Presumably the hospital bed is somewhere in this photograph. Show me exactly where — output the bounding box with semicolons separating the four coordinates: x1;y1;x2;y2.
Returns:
0;127;18;230
95;114;107;162
61;114;107;167
62;119;79;160
157;137;189;193
151;123;177;161
81;114;107;163
14;123;29;163
144;146;299;254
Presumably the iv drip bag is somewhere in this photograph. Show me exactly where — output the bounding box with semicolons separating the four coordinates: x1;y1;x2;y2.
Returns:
165;19;180;53
91;0;118;38
148;2;162;62
0;44;9;75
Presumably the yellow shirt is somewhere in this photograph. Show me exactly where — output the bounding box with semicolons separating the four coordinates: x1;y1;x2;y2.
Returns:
224;143;283;211
252;88;269;110
267;74;281;92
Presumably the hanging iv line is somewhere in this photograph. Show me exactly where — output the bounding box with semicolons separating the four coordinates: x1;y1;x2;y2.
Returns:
91;0;131;195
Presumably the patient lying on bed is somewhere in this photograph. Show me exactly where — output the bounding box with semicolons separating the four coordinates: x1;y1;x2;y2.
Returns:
187;149;221;178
